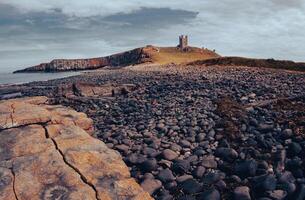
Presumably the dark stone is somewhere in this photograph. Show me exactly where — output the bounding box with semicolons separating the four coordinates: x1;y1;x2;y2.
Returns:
294;184;305;200
215;147;238;162
180;140;191;148
157;169;175;183
164;181;177;190
162;149;178;161
199;188;220;200
267;190;287;200
288;142;302;157
141;158;157;172
173;159;191;174
179;178;202;194
140;178;162;195
234;160;258;178
201;156;217;168
192;166;206;178
126;153;145;165
201;172;224;185
234;186;251;200
252;174;277;192
278;171;295;184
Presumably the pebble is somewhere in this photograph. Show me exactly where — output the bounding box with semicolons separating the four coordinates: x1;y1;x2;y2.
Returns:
157;169;175;183
199;188;220;200
179;178;202;194
201;156;218;168
162;149;179;161
235;160;258;178
234;186;251;200
140;178;162;195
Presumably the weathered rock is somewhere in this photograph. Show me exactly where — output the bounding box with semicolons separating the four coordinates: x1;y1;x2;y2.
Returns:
215;147;238;162
201;156;218;168
179;178;202;194
162;149;178;161
157;169;175;183
140;178;162;195
0;97;152;200
199;188;221;200
234;160;258;179
234;186;251;200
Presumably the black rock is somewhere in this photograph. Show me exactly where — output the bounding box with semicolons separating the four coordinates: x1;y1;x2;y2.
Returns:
288;142;302;157
192;166;206;178
252;174;277;192
173;159;191;174
278;171;295;184
201;172;225;185
234;160;258;178
157;169;175;183
179;178;202;194
199;188;220;200
141;158;158;172
294;184;305;200
215;147;238;162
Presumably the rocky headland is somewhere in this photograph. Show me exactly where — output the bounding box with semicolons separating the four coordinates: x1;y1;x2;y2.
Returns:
2;63;305;199
13;46;219;73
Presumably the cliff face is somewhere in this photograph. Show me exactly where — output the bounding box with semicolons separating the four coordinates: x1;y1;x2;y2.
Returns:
14;47;152;73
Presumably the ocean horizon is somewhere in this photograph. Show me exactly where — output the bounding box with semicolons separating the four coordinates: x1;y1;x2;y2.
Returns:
0;71;81;85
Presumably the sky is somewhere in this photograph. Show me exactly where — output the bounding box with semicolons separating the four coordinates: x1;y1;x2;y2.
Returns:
0;0;305;72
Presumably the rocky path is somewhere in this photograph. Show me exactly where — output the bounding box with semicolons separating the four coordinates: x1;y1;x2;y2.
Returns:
0;96;152;200
2;65;305;199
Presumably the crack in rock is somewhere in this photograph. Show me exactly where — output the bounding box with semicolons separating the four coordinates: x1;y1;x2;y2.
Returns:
43;126;100;200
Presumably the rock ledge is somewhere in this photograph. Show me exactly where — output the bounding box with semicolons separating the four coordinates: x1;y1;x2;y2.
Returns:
0;96;152;200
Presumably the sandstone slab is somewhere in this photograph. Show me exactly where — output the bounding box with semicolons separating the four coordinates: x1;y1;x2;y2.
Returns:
0;97;152;200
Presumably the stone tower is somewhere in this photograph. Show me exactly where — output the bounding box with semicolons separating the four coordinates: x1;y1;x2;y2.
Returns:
178;35;188;49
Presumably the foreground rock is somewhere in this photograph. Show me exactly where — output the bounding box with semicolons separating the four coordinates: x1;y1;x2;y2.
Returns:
0;96;152;200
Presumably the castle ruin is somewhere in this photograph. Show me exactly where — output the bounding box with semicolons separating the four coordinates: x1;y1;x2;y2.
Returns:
178;35;188;49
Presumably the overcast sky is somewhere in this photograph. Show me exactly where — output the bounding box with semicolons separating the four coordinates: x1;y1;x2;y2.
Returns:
0;0;305;72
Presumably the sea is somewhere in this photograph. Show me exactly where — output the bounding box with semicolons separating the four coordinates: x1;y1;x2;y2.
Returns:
0;71;81;85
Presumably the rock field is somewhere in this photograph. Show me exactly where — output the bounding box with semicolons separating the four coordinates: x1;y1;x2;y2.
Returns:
2;64;305;199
